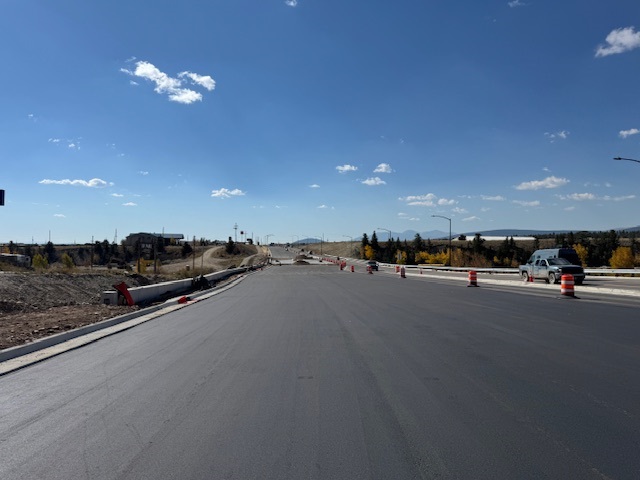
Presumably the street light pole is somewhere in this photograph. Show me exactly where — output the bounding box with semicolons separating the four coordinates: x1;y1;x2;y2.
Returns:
613;157;640;163
431;215;452;266
376;228;392;243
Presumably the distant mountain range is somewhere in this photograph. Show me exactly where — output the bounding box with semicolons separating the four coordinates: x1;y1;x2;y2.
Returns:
294;226;640;244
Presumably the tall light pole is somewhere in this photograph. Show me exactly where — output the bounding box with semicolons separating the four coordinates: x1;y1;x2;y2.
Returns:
613;156;640;163
432;215;452;266
265;234;274;245
376;227;392;243
343;235;353;257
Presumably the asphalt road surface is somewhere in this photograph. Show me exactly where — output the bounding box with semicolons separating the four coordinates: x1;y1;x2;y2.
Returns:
1;265;639;479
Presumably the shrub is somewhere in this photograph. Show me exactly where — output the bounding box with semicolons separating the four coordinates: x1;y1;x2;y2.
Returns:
61;253;75;270
32;253;49;270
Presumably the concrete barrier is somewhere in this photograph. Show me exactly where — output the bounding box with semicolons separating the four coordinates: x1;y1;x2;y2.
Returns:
100;267;250;306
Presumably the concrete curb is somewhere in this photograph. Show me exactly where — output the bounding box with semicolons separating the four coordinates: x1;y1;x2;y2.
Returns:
0;271;257;376
400;271;640;298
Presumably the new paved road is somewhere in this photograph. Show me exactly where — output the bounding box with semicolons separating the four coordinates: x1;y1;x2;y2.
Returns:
1;265;639;479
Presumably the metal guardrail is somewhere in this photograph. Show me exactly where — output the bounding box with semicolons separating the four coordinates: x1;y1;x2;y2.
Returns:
319;255;640;277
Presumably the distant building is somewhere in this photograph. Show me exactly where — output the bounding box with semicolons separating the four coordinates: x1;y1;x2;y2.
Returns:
0;253;31;266
124;232;184;249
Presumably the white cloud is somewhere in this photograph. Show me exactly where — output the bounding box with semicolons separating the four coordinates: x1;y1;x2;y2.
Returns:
39;178;110;188
398;213;420;221
211;188;246;198
362;177;386;186
619;128;640;138
508;0;525;7
336;164;358;174
515;176;569;190
452;207;468;214
374;163;392;173
139;171;149;176
110;193;124;197
481;195;506;201
122;61;215;104
401;193;457;207
122;202;137;207
48;138;60;143
285;0;298;6
309;184;320;188
178;71;216;91
596;27;640;57
317;204;328;209
53;214;66;218
513;200;541;207
562;193;596;201
462;216;481;222
602;195;635;202
544;131;569;142
558;193;634;202
400;193;437;203
565;206;576;211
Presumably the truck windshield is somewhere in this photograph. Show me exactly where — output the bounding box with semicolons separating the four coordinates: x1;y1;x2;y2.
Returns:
548;258;571;265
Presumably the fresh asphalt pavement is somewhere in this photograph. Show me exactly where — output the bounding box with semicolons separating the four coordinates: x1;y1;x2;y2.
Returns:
1;265;639;479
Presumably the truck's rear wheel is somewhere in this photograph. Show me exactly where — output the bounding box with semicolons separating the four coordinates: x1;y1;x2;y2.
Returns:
522;271;529;282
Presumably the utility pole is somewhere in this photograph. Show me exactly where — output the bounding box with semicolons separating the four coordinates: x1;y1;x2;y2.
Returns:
234;223;238;243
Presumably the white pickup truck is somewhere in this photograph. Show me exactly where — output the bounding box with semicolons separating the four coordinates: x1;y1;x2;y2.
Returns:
519;256;585;284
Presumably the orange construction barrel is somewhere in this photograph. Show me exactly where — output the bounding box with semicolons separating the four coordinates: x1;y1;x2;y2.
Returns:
561;274;575;297
468;270;478;287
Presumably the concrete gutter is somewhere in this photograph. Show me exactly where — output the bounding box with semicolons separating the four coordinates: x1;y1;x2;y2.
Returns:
0;268;264;376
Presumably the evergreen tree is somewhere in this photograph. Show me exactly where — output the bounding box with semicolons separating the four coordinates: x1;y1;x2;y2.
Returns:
360;233;369;259
370;231;379;258
182;242;194;257
225;236;236;255
43;241;57;263
412;233;424;254
471;234;485;254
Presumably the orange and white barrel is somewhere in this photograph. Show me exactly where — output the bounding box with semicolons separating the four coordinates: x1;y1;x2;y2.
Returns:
561;274;575;297
468;270;478;287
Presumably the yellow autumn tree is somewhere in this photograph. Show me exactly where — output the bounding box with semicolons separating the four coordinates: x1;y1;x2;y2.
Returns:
572;243;588;266
609;246;634;269
363;245;376;260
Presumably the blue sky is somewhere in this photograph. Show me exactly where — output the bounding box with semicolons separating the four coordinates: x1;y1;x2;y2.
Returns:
1;0;640;245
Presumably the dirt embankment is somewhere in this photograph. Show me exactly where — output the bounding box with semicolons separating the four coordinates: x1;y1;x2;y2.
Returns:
0;244;268;350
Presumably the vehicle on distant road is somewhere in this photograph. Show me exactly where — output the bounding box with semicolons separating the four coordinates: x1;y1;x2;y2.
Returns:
365;260;379;271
